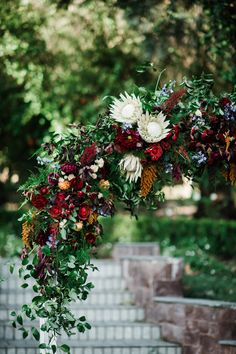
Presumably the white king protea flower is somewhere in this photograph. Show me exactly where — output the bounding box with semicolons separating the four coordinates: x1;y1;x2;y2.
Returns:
119;154;143;183
110;92;142;124
138;111;171;143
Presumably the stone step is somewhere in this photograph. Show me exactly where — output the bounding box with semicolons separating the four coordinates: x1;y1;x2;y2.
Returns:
0;320;161;341
0;305;145;322
0;276;126;292
0;289;133;306
0;339;182;354
0;259;122;278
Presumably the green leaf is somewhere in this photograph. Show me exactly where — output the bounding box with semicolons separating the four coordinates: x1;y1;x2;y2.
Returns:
79;316;86;322
60;228;67;240
23;330;29;339
21;283;28;288
59;344;70;353
39;343;47;349
9;264;15;274
22;258;29;266
85;322;91;330
17;315;23;325
10;311;16;317
32;327;40;341
42;245;51;256
52;345;57;353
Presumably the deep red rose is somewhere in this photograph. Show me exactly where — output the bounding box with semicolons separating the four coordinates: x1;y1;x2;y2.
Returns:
219;97;231;108
114;128;142;152
40;186;49;195
48;172;59;186
86;185;92;192
49;206;62;219
85;232;96;245
145;144;163;161
61;162;77;174
78;204;91;220
31;194;48;209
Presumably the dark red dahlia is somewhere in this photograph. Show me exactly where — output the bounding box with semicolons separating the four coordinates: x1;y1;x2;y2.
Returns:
114;128;142;152
61;162;77;174
161;141;171;151
48;172;59;186
49;206;62;219
145;144;163;161
31;194;48;209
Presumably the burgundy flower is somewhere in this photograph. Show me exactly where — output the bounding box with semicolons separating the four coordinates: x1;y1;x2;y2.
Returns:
161;141;171;151
54;192;66;205
40;186;49;195
219;97;231;108
80;143;97;166
61;162;77;174
172;125;180;142
78;204;91;221
77;191;85;199
145;144;163;161
35;231;48;246
70;178;84;190
31;194;48;209
85;232;96;245
48;172;59;186
49;206;62;219
114;128;142;152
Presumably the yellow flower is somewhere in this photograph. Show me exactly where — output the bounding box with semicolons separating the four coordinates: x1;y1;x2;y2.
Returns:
99;179;110;190
74;222;83;231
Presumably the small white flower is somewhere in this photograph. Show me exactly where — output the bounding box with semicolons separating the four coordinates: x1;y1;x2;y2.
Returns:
90;165;99;173
91;173;97;179
110;92;143;124
95;158;104;168
195;109;202;117
98;193;103;199
119;154;143;183
138;111;171;143
58;177;64;183
68;174;75;181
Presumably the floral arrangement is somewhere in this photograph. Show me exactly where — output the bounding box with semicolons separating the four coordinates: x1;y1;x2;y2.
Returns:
12;75;235;353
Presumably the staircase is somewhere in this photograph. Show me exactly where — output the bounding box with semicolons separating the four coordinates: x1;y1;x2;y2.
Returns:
0;259;182;354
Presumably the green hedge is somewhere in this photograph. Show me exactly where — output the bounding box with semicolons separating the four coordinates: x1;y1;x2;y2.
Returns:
101;214;236;259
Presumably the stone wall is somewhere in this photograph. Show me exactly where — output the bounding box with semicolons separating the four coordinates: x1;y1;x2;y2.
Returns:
146;297;236;354
121;255;183;307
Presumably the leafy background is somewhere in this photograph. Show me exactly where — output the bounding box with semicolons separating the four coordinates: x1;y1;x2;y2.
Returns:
0;0;236;301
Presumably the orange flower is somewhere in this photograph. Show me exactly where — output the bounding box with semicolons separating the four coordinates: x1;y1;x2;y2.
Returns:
58;180;71;190
22;221;34;248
